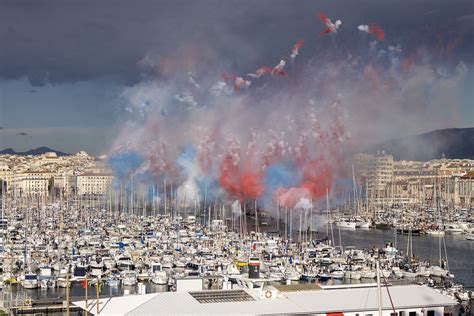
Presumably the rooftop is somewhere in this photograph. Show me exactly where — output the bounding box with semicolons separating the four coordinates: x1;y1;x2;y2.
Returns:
73;284;457;316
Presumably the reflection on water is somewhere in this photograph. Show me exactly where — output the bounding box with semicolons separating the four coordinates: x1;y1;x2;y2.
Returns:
334;228;474;288
4;282;168;302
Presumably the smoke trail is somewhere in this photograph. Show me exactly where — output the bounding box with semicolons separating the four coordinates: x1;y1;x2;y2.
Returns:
271;60;287;76
290;39;305;61
358;23;385;41
317;12;342;35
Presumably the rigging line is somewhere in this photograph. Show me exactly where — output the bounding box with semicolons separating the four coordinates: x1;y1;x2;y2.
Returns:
382;274;397;315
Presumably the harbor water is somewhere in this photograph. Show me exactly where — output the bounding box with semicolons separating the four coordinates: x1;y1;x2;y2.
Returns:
3;228;473;308
335;228;474;289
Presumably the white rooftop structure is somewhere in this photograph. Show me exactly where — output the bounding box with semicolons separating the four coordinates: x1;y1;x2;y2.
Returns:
73;284;457;316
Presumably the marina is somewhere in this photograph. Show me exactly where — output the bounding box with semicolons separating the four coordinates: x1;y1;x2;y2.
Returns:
0;194;472;314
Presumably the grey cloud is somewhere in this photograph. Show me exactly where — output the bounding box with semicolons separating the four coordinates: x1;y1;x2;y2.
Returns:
0;0;472;86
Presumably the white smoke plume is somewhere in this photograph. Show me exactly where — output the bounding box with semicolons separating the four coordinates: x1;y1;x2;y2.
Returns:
271;60;286;76
295;197;312;210
233;76;251;90
231;200;242;215
358;25;369;32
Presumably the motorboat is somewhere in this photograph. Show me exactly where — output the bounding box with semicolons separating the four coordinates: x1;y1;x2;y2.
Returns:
318;272;330;281
428;266;450;278
330;270;344;279
106;274;120;287
445;224;463;235
392;267;404;279
361;268;376;279
22;273;39;289
90;261;104;278
344;270;362;280
116;255;135;271
336;219;356;229
121;270;137;286
426;229;445;236
402;270;417;279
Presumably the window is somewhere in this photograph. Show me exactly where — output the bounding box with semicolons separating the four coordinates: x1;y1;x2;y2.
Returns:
426;311;435;316
390;313;397;316
409;312;417;316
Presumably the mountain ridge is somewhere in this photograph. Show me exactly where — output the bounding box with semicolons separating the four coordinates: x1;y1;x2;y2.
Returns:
0;146;69;156
367;127;474;161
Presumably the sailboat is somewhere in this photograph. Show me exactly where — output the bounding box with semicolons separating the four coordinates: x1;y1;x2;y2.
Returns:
428;181;452;279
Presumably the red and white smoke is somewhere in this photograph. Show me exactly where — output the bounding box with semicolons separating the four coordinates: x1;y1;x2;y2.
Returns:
358;23;385;41
290;39;305;61
271;60;287;76
317;12;342;34
233;76;251;91
248;66;272;78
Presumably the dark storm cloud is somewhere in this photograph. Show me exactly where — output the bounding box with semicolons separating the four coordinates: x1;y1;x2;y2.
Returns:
0;0;472;86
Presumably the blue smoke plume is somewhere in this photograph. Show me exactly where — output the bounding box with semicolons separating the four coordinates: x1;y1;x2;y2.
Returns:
263;162;302;202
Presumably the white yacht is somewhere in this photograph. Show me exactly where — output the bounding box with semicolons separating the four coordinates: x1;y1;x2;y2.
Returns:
150;262;168;285
445;224;463;235
336;219;356;229
426;228;445;236
330;270;344;279
22;273;39;289
90;261;104;278
121;270;138;286
429;265;450;278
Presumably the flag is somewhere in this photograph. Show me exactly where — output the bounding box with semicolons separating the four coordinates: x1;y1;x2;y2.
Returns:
81;278;87;289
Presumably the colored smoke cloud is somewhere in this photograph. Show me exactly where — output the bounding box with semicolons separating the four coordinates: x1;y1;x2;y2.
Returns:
105;10;469;218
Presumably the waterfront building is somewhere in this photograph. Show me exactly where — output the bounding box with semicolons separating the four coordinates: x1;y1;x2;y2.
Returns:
364;151;394;200
14;171;52;197
0;151;114;199
75;172;114;195
457;171;474;206
73;284;458;316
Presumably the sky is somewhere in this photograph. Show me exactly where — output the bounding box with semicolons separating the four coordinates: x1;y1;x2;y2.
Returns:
0;0;473;155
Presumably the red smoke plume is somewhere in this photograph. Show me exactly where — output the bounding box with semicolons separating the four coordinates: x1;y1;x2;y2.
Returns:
290;39;305;60
301;157;333;198
218;140;264;201
275;156;333;208
248;66;272;78
369;23;385;41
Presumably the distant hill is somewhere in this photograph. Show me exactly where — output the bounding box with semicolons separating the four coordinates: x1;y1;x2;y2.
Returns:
368;128;474;161
0;147;69;156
